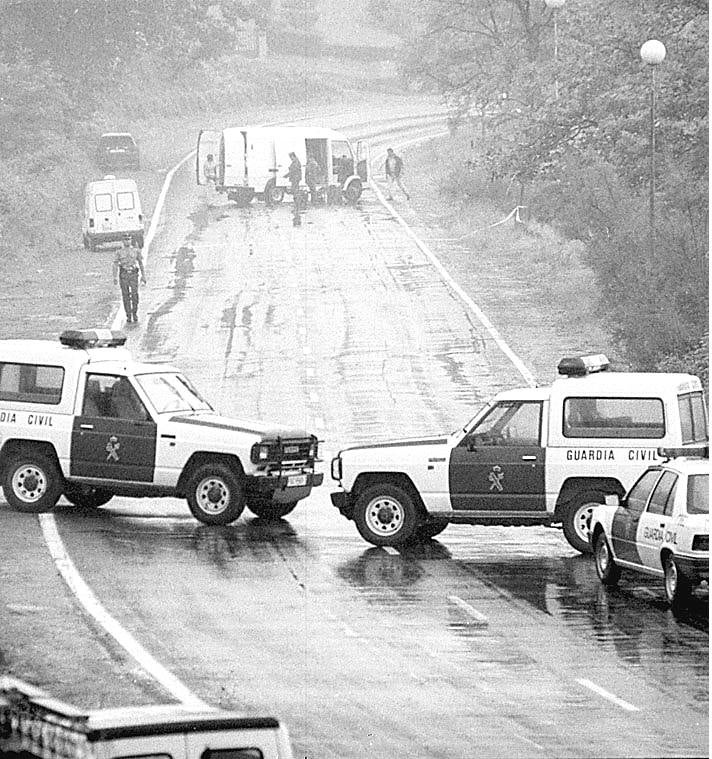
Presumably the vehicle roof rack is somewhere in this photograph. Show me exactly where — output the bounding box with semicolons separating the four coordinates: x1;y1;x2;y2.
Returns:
59;329;126;349
657;446;709;460
557;354;610;377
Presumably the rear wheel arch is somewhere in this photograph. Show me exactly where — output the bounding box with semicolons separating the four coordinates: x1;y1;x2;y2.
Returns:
555;477;625;516
0;439;62;476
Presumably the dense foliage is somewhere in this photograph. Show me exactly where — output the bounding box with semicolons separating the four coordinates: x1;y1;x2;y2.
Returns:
382;0;709;382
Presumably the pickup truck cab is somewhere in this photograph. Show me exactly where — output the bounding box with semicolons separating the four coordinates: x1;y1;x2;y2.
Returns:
330;355;708;552
0;329;322;524
0;676;295;759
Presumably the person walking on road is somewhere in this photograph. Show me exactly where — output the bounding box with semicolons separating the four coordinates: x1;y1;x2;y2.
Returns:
113;237;146;325
385;147;410;201
305;153;323;204
203;153;218;205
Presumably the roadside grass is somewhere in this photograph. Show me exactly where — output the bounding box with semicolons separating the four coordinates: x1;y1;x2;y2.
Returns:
402;133;613;384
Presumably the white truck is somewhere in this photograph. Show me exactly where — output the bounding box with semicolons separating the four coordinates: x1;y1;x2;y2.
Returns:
0;329;322;524
330;355;708;552
196;125;369;206
0;676;295;759
82;176;144;251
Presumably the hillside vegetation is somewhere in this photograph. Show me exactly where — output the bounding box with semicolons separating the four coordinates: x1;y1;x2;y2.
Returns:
375;0;709;385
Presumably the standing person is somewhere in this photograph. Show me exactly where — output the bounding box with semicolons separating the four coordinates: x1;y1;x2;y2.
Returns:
203;153;218;206
384;147;410;201
284;152;302;196
203;153;218;185
113;237;146;325
305;153;322;204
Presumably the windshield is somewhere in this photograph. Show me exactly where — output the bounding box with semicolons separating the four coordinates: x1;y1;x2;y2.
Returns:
136;372;212;414
686;474;709;515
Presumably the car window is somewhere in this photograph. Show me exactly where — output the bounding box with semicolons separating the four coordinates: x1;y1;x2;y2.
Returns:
563;397;665;438
95;192;113;212
647;470;678;515
201;750;263;759
626;470;661;514
465;401;542;446
117;191;135;210
0;361;64;404
83;374;149;421
686;474;709;515
678;392;709;444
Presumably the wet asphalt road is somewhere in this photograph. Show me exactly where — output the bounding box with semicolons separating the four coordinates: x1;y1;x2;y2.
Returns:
1;115;708;757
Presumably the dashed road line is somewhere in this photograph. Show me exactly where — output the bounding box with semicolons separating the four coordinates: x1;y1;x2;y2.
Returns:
576;677;640;712
39;514;208;709
447;594;489;626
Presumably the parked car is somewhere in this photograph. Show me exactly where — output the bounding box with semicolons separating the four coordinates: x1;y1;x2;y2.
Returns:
589;448;709;607
97;131;140;170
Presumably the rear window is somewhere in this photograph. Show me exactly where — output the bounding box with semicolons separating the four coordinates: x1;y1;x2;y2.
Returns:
101;134;136;148
117;191;135;210
678;392;708;444
201;751;263;759
687;474;709;515
0;362;64;404
563;397;665;439
95;192;113;212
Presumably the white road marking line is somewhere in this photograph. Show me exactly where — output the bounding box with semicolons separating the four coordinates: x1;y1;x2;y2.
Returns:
576;678;640;712
372;136;536;388
39;514;208;709
447;595;489;626
382;546;399;555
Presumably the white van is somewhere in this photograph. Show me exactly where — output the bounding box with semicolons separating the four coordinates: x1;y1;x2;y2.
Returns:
82;175;144;250
196;125;369;206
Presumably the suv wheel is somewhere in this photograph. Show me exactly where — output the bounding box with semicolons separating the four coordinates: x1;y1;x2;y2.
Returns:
3;452;63;513
353;483;420;547
185;462;245;525
562;491;604;553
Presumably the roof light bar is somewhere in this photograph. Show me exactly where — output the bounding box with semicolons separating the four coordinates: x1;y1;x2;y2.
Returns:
657;446;709;460
59;329;127;349
557;354;610;377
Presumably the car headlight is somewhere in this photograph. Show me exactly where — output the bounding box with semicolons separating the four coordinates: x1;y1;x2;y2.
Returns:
331;456;342;481
251;443;271;464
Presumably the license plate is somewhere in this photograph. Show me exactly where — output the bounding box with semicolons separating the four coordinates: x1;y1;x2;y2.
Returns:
287;474;308;487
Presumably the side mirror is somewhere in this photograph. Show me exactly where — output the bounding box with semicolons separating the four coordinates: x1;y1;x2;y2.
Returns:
604;494;620;508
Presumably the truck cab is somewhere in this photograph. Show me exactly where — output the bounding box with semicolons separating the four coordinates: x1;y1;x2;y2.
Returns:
330;355;708;552
0;329;322;524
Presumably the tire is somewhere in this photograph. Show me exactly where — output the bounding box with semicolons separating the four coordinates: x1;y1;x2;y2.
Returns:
411;520;448;542
264;180;284;206
594;532;620;586
2;452;63;513
343;179;362;204
562;490;604;553
353;483;420;547
663;553;692;607
247;500;298;520
185;463;245;525
64;485;113;509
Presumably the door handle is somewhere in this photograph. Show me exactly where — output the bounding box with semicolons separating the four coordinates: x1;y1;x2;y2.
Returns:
80;423;94;430
521;455;537;461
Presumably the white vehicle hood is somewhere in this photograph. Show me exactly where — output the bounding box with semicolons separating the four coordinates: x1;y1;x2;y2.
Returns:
167;412;313;441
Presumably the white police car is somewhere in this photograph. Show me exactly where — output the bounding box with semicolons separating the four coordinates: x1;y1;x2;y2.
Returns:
589;448;709;607
0;329;322;524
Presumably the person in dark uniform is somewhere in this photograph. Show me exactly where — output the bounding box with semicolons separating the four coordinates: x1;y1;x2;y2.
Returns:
112;237;146;324
305;153;323;204
284;152;304;226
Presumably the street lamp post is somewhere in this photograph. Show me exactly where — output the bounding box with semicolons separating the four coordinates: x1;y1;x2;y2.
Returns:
544;0;565;100
640;39;666;260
